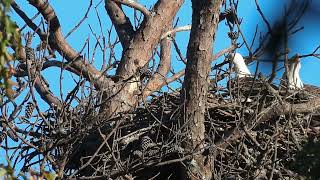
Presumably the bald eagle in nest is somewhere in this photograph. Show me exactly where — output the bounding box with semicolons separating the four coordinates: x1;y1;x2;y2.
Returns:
280;55;303;91
227;53;276;103
280;55;320;131
280;55;320;101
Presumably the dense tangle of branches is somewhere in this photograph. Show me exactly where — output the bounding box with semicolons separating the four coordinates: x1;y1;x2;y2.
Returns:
1;0;320;179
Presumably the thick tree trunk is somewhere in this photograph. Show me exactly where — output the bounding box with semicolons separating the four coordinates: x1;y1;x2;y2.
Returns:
182;0;223;179
103;0;184;118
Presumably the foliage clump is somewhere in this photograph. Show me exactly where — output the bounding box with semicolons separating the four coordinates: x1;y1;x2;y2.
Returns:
0;0;21;99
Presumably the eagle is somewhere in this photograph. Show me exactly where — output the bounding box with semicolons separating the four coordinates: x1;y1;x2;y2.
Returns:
281;55;320;131
227;52;260;103
281;55;320;100
280;55;303;91
229;52;251;78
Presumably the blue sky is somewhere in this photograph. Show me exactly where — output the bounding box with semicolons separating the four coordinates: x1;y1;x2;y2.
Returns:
2;0;320;173
10;0;320;88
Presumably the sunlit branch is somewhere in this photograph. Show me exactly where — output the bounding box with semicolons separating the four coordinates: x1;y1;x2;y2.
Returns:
211;44;237;60
111;0;151;18
161;25;191;39
27;0;112;90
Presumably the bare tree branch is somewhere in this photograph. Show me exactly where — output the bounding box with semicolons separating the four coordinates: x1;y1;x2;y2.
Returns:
161;25;191;39
27;0;112;90
143;28;172;98
105;0;135;49
103;0;184;117
13;60;81;77
11;2;46;39
34;76;61;107
111;0;151;18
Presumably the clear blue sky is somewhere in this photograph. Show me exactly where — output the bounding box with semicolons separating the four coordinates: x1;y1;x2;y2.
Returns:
10;0;320;89
2;0;320;172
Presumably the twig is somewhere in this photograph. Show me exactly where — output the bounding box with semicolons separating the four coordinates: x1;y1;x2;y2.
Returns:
111;0;151;18
65;0;93;38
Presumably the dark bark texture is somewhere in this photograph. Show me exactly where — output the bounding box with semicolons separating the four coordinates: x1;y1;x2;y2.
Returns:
182;0;223;179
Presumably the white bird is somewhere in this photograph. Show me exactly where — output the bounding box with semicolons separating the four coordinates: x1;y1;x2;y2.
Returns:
229;52;251;78
227;52;254;102
284;55;304;90
228;52;278;103
282;55;320;95
284;56;320;129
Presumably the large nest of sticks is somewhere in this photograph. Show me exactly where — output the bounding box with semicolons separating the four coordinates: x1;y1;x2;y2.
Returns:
27;76;320;179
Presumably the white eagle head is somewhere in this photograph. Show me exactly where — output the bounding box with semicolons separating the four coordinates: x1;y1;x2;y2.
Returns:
229;52;251;78
288;55;303;90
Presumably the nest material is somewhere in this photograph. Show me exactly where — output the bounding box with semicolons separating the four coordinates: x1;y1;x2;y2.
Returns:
14;79;320;179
